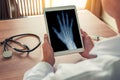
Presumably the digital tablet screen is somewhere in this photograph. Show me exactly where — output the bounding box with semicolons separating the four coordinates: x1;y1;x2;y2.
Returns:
44;6;84;56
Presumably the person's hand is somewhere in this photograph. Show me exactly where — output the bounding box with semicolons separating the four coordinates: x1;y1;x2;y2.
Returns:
42;34;55;66
80;29;97;59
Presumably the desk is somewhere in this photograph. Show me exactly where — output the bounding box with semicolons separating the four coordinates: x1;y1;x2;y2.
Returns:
0;10;117;80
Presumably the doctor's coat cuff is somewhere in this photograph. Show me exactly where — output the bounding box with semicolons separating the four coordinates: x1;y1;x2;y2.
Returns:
23;62;54;80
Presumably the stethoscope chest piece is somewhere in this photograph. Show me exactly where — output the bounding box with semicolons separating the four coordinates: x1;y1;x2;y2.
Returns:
3;51;13;59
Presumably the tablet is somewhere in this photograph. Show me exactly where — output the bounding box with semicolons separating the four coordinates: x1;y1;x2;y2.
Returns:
44;5;84;56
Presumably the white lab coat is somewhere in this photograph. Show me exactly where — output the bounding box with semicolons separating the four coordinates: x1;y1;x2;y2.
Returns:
23;35;120;80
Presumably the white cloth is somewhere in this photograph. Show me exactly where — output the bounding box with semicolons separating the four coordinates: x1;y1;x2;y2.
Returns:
90;35;120;57
23;35;120;80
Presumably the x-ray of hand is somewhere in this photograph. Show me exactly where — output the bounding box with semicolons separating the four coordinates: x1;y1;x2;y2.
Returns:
52;11;77;50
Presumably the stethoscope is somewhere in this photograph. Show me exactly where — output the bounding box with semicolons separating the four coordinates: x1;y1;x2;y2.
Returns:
0;33;41;59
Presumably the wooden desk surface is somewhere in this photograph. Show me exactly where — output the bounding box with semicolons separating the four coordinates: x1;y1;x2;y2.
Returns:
0;10;117;80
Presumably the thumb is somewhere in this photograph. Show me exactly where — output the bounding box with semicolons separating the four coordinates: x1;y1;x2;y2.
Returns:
44;34;49;43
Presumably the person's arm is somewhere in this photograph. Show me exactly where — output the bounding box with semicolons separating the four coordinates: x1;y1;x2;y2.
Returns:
23;34;55;80
23;62;54;80
23;30;97;80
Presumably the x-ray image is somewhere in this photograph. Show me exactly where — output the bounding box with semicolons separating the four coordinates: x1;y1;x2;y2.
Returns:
45;9;83;52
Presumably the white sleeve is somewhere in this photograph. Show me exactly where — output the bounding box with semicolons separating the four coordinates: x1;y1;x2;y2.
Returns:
23;62;54;80
23;56;120;80
90;35;120;57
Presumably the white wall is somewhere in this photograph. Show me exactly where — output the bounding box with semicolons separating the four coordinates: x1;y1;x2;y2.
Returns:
45;0;87;9
101;10;118;33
